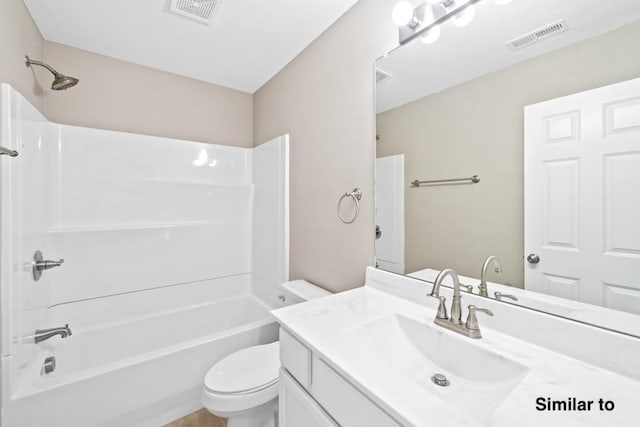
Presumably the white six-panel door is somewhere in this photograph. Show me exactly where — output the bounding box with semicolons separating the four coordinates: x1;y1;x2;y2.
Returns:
524;77;640;315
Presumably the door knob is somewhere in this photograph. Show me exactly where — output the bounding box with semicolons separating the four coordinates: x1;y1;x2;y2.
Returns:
32;250;65;281
526;253;540;264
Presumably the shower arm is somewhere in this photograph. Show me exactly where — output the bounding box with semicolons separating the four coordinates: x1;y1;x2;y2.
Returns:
25;56;61;77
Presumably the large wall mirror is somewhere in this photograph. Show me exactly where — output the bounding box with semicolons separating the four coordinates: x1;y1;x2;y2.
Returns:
374;0;640;336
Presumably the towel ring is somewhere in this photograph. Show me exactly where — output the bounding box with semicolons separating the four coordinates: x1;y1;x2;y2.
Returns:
337;188;362;224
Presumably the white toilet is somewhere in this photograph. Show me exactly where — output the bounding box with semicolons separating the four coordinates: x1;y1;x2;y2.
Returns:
202;280;330;427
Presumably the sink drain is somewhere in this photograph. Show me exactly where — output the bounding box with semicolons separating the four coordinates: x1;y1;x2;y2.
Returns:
431;373;450;387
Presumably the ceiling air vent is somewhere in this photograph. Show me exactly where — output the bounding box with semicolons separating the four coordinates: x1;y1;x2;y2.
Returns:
506;19;569;51
169;0;220;24
376;68;392;84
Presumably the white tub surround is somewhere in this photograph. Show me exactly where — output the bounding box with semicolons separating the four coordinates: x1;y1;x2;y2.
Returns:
272;267;640;426
0;84;290;427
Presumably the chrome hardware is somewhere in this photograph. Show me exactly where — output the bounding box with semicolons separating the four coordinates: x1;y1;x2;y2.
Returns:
411;174;480;187
479;256;503;297
34;324;72;343
460;283;473;293
397;0;481;45
0;146;18;157
494;291;518;302
464;305;494;339
375;225;382;240
435;296;448;320
431;373;450;387
527;253;540;264
43;356;56;374
25;55;79;91
431;269;462;324
337;188;362;224
430;269;494;339
32;250;64;281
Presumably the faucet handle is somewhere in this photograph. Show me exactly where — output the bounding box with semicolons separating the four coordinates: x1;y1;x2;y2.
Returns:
460;283;473;293
465;305;494;331
494;292;518;302
436;296;448;320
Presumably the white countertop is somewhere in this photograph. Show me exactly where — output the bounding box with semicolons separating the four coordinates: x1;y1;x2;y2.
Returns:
272;283;640;426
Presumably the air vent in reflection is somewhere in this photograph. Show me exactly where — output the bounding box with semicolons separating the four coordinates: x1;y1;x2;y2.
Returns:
169;0;220;24
506;20;569;51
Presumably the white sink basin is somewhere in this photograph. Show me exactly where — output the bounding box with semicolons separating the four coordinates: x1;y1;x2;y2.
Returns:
341;314;529;420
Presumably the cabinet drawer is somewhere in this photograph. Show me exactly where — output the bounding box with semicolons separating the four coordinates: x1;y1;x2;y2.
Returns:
312;357;401;427
279;328;312;389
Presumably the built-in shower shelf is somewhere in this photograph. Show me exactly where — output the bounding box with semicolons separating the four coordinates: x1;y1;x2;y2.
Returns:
48;221;238;234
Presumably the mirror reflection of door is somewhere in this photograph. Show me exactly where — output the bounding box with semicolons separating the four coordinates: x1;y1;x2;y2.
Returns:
524;78;640;314
375;155;405;274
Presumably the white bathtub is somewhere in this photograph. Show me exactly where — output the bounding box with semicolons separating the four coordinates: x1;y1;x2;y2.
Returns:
3;274;287;427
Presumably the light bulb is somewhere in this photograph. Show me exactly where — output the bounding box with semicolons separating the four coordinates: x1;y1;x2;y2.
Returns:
495;0;513;4
420;25;441;44
419;4;440;44
392;1;415;26
452;4;475;27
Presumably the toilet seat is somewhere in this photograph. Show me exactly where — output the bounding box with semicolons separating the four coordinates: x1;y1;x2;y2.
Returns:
204;342;280;395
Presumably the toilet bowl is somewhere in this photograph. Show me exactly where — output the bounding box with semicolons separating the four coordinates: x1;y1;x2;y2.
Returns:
202;280;330;427
203;342;280;427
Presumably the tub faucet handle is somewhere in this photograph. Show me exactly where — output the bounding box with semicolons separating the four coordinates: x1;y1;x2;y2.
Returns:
32;250;65;281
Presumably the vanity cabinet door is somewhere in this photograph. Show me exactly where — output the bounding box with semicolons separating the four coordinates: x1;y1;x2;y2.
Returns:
279;369;337;427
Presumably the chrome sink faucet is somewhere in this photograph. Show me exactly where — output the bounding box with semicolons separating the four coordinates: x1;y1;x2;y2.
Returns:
479;256;503;297
34;324;72;344
430;268;463;324
430;269;494;339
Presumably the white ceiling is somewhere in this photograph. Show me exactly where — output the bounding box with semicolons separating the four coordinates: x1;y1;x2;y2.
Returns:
23;0;360;94
376;0;640;113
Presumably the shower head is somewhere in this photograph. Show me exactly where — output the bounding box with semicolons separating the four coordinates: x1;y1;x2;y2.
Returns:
25;55;79;90
51;73;79;91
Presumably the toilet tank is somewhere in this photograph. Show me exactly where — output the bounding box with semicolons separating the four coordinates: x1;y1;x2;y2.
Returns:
280;280;331;303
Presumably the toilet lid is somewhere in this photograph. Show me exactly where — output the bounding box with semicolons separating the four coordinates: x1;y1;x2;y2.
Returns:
204;342;280;394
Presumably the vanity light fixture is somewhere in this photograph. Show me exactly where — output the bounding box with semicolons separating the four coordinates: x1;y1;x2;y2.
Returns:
392;0;488;45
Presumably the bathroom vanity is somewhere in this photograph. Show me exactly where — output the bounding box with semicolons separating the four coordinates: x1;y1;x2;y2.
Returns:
272;268;640;426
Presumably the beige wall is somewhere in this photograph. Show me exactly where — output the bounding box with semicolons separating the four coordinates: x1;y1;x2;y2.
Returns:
0;0;45;110
377;22;640;287
254;0;398;292
43;42;253;147
1;5;254;149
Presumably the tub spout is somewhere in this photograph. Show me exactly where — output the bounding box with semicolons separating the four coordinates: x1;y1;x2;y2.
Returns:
35;324;72;344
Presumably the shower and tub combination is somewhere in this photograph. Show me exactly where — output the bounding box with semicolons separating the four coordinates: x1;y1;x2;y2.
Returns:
0;83;292;426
